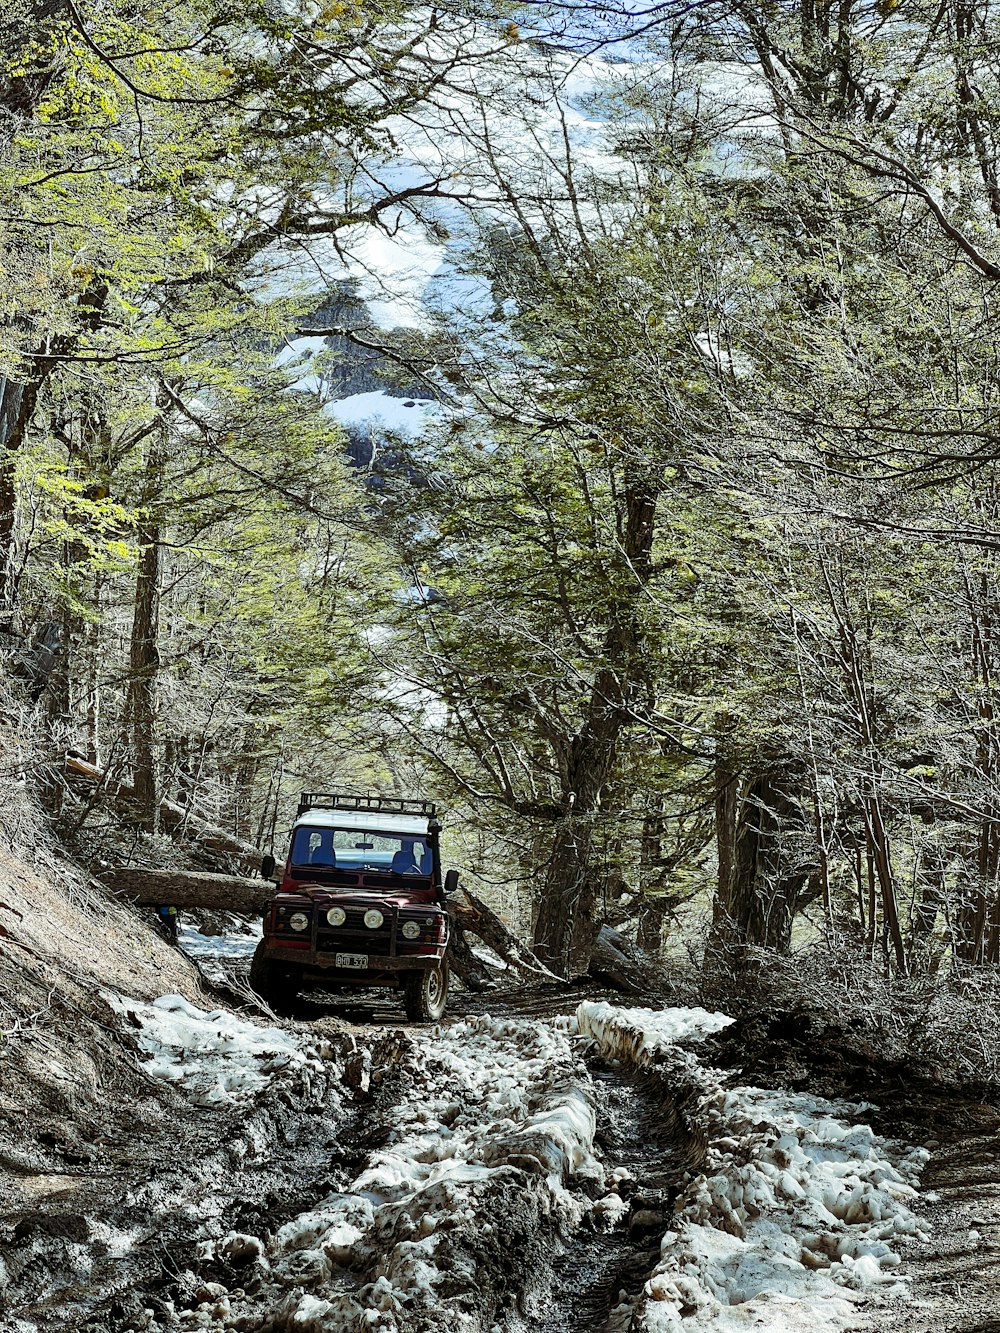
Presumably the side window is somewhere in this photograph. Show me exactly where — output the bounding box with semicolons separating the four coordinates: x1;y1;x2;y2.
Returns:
390;838;429;873
291;828;336;866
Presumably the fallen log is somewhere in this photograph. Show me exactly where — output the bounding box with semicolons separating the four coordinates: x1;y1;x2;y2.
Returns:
101;863;561;994
447;885;560;986
155;798;263;875
587;923;665;996
101;867;274;914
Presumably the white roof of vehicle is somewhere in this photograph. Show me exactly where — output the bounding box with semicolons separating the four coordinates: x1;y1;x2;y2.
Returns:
293;809;431;836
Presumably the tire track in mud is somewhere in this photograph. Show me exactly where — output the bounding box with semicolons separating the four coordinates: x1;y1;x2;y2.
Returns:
276;981;702;1333
242;1011;610;1333
3;980;706;1333
533;1060;698;1333
1;1022;411;1333
9;978;930;1333
449;987;717;1333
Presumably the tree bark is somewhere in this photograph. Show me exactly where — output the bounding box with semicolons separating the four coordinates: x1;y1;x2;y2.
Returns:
0;281;109;611
714;736;739;914
451;884;558;983
710;764;811;958
101;867;274;913
588;923;665;995
129;532;160;831
636;895;668;954
128;430;166;831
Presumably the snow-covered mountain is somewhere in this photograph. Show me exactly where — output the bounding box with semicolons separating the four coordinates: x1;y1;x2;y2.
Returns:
261;30;650;438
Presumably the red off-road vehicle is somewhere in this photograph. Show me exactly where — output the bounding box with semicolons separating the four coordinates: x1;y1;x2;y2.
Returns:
250;793;453;1021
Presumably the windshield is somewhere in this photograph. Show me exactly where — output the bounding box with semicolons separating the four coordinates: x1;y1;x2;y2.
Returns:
290;825;431;875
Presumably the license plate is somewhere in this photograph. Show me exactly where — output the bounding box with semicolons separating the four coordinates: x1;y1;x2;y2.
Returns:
335;953;368;969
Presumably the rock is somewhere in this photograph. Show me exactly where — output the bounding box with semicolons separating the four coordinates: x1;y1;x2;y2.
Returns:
194;1282;228;1303
217;1232;264;1266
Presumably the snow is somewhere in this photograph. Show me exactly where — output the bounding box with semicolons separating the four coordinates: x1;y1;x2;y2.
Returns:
583;1005;928;1333
577;999;735;1055
239;1013;603;1330
177;921;261;962
325;390;441;437
275;334;328;368
109;982;930;1332
247;33;641;344
629;1087;927;1332
338;223;449;331
177;919;261;984
106;992;330;1108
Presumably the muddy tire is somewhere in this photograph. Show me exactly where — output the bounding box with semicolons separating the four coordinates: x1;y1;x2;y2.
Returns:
404;963;449;1022
249;941;300;1011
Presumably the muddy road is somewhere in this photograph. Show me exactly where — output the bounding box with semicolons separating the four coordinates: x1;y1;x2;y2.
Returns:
0;978;969;1333
4;986;691;1333
862;1097;1000;1333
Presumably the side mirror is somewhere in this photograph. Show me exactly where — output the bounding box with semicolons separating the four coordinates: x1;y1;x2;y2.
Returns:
443;868;459;895
261;854;276;881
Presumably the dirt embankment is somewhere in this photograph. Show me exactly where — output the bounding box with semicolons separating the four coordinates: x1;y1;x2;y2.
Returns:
0;781;212;1321
0;793;398;1333
0;836;202;1151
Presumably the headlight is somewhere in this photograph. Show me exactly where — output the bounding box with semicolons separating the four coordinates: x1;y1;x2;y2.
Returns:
364;909;384;930
401;920;420;940
326;906;346;926
289;911;310;932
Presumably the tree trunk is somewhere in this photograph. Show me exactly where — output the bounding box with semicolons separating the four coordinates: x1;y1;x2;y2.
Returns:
588;923;666;996
710;764;810;958
714;740;739;913
101;867;274;913
129;532;160;831
532;470;658;977
636;895;668;954
533;813;602;977
128;431;166;832
0;280;109;610
450;884;557;984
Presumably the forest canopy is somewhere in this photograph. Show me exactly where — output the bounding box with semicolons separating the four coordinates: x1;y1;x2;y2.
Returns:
5;0;1000;979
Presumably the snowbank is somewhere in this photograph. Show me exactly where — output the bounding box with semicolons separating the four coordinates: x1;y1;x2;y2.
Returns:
107;993;331;1108
577;999;735;1057
108;986;929;1333
582;1005;928;1333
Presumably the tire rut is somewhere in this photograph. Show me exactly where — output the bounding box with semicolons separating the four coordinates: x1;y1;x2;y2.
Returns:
531;1060;686;1333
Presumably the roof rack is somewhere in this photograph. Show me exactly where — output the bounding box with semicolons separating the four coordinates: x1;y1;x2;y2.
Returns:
297;791;438;818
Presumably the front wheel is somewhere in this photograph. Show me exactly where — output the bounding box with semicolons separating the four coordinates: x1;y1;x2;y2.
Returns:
404;963;449;1023
249;941;300;1012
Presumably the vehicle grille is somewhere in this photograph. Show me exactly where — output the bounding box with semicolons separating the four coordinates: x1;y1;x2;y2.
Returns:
310;904;447;957
315;904;395;955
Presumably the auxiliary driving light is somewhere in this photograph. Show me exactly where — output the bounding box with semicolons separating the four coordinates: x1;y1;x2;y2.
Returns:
364;909;384;930
401;920;421;940
326;906;346;926
289;911;310;932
